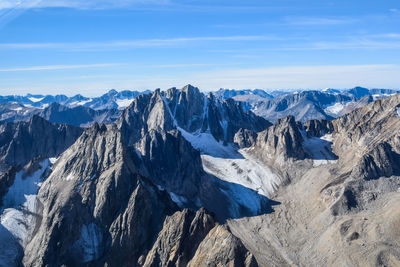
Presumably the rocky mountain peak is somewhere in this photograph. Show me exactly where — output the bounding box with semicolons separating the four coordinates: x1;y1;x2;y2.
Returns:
248;115;306;167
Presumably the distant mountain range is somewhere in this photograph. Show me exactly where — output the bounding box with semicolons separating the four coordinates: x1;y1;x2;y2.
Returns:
214;86;400;122
1;86;398;127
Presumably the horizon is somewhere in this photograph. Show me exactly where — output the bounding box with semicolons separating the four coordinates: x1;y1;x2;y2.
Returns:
0;84;396;98
1;0;399;95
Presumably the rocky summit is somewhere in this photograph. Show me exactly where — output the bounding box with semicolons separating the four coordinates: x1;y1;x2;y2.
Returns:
0;85;399;266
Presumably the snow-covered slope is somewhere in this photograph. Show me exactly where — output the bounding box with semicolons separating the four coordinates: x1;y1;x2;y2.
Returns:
1;159;52;246
0;159;53;266
302;133;338;167
179;128;280;198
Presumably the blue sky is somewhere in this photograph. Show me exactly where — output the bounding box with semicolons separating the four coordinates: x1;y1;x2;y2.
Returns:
0;0;399;96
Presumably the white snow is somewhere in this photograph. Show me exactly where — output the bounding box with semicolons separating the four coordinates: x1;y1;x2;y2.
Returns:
68;99;92;107
49;157;59;164
396;107;400;118
0;159;51;246
178;128;281;199
178;127;237;158
115;99;134;109
324;102;345;116
303;133;337;166
10;107;23;111
372;93;395;101
201;150;279;198
72;223;103;263
28;97;44;103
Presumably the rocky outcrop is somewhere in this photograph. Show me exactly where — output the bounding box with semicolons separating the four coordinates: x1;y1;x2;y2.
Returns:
251;115;306;164
143;208;216;266
353;142;400;180
303;119;335;138
118;89;175;146
188;225;257;267
0;166;19;206
145;208;258;267
234;128;257;148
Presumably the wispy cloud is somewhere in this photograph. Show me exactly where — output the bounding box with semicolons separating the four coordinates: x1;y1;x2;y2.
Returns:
283;16;356;26
0;0;171;10
0;35;277;50
189;64;400;90
0;63;121;72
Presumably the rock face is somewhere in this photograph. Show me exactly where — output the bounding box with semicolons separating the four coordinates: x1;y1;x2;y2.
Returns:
23;123;179;266
21;120;257;266
143;208;216;266
250;115;306;165
234;128;257;148
0;115;83;172
164;85;271;143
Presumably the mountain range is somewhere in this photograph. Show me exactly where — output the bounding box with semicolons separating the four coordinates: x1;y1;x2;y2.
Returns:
0;84;399;266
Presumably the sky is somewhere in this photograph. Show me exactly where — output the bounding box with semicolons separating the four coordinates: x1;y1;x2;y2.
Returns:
0;0;399;96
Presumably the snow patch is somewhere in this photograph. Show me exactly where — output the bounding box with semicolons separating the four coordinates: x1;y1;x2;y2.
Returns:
28;97;44;103
115;99;134;109
396;107;400;118
201;150;279;198
178;127;237;158
324;102;345;116
179;128;281;212
68;99;92;107
49;157;59;164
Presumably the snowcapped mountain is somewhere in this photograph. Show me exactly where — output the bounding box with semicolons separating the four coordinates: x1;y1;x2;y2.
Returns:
0;89;150;110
